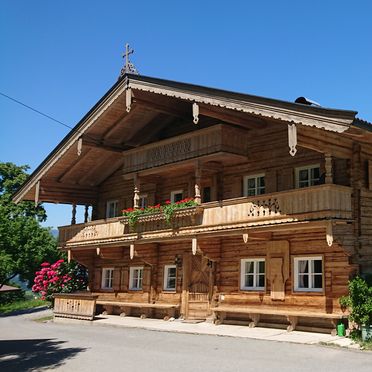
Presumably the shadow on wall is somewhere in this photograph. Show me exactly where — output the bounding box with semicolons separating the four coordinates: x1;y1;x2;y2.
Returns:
0;338;87;371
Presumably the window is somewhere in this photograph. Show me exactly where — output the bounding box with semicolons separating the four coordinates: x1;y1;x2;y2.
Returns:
101;268;114;289
106;200;118;218
294;257;323;292
244;174;265;196
202;186;211;203
170;190;183;203
129;266;144;290
139;194;148;209
240;259;265;290
296;165;320;188
163;265;177;291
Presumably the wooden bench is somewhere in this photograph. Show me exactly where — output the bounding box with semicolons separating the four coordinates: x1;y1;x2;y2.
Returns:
96;300;180;320
211;306;348;335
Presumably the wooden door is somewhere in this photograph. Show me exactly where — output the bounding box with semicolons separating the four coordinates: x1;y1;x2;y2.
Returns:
187;254;214;320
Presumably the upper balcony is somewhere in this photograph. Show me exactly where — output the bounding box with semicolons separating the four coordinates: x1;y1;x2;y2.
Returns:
122;124;249;175
58;184;352;248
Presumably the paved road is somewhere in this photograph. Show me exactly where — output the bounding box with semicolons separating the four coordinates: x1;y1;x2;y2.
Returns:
0;309;370;372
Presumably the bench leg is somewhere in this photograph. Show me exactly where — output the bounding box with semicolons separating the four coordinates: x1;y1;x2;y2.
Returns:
214;311;226;325
249;313;260;328
163;307;175;321
286;316;298;332
102;305;113;315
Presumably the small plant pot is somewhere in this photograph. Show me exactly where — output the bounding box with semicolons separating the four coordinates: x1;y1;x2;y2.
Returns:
361;325;372;341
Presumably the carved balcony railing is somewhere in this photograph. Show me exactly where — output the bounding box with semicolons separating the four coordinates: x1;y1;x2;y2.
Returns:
58;184;352;247
122;124;248;174
121;206;204;233
58;206;204;247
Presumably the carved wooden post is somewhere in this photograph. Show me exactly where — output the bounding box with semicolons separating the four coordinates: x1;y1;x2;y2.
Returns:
194;164;201;204
133;174;140;209
71;203;77;225
84;205;89;223
325;153;333;184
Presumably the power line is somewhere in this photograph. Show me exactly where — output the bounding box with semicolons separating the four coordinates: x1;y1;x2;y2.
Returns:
0;91;73;131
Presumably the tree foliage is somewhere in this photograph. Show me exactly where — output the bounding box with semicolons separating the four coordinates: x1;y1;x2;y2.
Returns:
0;162;61;288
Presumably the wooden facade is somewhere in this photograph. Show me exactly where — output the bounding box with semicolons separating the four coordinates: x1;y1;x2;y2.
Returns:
14;74;372;333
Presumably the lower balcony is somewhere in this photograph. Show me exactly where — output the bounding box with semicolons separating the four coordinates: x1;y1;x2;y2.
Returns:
58;184;352;248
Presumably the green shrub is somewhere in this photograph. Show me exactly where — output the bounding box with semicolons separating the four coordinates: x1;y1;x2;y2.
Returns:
340;276;372;326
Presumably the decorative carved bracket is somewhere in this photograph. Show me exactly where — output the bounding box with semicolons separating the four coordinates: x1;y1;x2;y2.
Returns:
242;232;249;244
288;124;297;156
130;243;135;259
192;103;199;124
77;137;83;156
326;221;333;247
126;88;132;113
192;238;197;255
34;180;40;207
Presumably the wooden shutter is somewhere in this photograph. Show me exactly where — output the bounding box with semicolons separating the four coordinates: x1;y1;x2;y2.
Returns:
143;266;152;292
113;267;121;291
121;266;129;291
93;268;102;290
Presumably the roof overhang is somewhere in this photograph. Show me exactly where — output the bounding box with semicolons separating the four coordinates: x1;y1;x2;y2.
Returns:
13;74;363;205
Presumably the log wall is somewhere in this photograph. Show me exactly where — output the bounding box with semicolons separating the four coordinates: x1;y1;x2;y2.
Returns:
73;230;356;317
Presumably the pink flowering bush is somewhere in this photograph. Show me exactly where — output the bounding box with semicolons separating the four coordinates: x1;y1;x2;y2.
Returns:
32;259;88;304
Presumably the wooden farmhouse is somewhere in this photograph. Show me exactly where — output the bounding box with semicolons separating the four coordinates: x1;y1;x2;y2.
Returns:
14;71;372;334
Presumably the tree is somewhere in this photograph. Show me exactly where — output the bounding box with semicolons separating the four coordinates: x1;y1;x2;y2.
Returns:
0;162;61;288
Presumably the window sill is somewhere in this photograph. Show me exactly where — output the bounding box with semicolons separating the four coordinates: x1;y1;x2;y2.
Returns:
293;288;324;295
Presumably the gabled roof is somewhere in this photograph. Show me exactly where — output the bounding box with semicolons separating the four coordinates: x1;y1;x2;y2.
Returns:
13;73;368;205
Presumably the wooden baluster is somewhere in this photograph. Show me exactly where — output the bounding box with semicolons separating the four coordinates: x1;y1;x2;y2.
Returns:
84;205;89;223
71;204;76;225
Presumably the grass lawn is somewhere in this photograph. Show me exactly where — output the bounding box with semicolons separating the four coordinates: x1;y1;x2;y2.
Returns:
0;299;50;314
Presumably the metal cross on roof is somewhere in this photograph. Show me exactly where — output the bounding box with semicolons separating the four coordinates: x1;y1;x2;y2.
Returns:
119;43;139;77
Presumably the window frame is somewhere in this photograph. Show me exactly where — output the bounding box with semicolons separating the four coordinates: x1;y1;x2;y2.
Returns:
129;266;144;291
293;256;324;293
295;164;320;188
139;194;148;209
101;267;114;290
170;190;183;203
163;264;177;291
106;200;119;218
240;258;266;291
243;174;265;197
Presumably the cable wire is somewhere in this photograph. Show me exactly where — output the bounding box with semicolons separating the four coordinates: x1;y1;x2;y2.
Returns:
0;91;73;131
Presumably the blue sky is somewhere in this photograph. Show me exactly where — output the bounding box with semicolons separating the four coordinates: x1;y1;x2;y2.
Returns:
1;0;372;228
